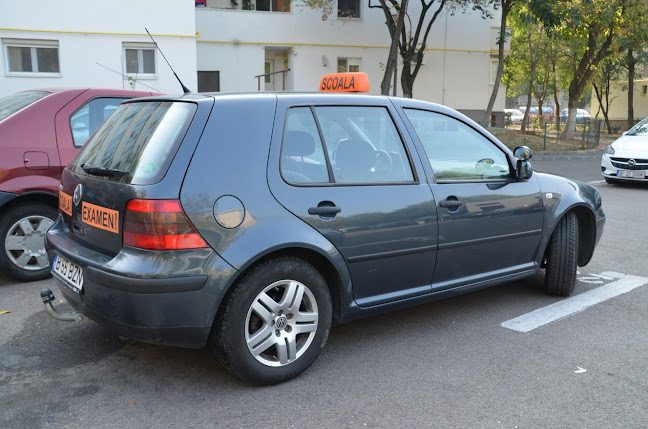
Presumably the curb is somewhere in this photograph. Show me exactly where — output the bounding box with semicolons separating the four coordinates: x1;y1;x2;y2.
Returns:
534;149;604;160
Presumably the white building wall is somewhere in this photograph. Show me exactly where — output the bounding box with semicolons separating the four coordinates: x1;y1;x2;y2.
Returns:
195;1;507;119
0;0;197;97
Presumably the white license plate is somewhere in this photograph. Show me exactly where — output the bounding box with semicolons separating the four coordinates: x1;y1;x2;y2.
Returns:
52;253;84;293
618;170;645;179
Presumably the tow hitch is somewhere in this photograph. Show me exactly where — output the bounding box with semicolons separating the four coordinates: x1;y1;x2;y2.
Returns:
40;289;86;322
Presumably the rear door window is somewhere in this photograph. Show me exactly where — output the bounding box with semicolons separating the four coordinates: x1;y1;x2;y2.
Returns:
279;105;415;185
0;90;49;121
70;101;197;185
69;97;128;147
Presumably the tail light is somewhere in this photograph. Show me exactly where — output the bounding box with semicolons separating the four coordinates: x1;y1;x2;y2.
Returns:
123;199;208;250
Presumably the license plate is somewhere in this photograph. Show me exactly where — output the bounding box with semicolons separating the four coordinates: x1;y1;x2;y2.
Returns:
618;170;645;179
52;253;84;293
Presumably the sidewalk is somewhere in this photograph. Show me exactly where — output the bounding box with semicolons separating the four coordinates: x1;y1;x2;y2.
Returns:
533;148;605;160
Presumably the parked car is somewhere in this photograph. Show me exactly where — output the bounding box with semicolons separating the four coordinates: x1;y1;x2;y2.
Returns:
561;108;591;124
601;116;648;184
0;88;158;281
516;107;553;121
44;80;605;385
504;108;524;123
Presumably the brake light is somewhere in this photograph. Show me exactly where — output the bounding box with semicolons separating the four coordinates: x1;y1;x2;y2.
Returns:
123;199;208;250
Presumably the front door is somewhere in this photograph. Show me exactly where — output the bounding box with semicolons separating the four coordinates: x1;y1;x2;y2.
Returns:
268;100;438;307
401;108;544;289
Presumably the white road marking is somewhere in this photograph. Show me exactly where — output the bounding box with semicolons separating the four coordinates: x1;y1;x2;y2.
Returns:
588;180;606;185
502;273;648;333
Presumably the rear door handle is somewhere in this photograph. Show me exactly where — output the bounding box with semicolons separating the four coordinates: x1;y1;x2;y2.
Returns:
308;206;341;215
439;200;463;208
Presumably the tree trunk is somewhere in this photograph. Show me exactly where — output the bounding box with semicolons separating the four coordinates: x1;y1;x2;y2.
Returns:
521;92;533;132
483;0;510;127
401;61;414;98
379;0;408;96
627;48;635;129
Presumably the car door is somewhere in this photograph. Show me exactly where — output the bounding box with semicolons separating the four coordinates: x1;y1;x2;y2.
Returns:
268;98;438;307
400;107;544;289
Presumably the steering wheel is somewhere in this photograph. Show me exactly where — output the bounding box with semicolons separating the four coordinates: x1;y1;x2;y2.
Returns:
374;150;393;175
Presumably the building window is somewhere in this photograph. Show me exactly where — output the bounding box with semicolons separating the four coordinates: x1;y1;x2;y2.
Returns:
255;0;291;11
337;57;361;73
197;71;220;92
123;43;156;77
338;0;360;18
3;38;60;75
490;59;499;85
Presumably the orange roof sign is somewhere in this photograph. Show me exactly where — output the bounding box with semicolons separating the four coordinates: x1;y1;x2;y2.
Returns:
319;72;370;93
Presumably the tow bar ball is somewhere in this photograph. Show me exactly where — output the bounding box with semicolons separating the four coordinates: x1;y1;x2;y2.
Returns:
40;288;85;323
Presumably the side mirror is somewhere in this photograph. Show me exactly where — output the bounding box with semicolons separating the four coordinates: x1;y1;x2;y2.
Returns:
514;146;533;161
516;160;533;180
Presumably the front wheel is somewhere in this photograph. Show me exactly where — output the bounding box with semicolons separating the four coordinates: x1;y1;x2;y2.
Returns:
0;202;57;282
544;212;578;297
210;257;332;385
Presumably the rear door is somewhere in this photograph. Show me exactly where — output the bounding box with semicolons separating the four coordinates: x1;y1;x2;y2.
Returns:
400;107;544;289
268;97;438;307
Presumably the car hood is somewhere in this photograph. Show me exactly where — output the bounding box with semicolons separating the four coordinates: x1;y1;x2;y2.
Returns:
611;135;648;157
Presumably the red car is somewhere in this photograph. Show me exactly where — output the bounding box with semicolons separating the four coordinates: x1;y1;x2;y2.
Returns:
0;88;158;281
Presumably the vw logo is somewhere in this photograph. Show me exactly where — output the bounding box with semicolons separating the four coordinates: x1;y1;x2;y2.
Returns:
73;184;83;206
628;159;637;167
275;316;288;330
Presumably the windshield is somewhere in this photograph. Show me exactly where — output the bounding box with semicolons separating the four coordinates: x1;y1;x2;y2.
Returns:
0;90;50;122
626;117;648;136
71;101;197;185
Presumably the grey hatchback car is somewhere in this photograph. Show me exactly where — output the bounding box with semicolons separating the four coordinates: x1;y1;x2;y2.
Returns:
45;90;605;385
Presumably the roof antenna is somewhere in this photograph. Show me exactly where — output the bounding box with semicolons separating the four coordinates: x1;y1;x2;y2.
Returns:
145;28;191;94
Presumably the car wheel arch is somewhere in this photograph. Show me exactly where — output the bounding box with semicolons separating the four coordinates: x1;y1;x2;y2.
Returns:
540;205;597;268
214;246;347;329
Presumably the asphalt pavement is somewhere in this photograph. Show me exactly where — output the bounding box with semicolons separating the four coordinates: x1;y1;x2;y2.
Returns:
2;156;647;429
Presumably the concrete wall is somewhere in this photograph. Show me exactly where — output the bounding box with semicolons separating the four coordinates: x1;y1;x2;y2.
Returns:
0;0;197;97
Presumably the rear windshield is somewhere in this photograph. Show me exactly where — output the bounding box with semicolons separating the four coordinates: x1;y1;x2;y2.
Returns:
0;90;50;122
70;101;197;185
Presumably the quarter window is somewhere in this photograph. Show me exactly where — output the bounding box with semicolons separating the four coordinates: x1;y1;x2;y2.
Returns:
404;109;511;181
3;38;60;75
123;43;156;77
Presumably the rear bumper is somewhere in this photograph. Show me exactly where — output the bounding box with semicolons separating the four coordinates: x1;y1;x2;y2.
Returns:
47;220;237;349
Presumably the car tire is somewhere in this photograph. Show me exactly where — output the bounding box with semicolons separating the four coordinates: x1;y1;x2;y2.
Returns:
604;177;620;185
544;212;578;297
0;202;57;282
210;256;332;385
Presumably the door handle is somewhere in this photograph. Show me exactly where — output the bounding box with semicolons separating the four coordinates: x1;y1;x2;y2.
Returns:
439;200;463;208
308;206;341;215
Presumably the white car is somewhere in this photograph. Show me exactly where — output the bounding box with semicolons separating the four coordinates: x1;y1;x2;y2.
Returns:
504;108;524;123
601;117;648;183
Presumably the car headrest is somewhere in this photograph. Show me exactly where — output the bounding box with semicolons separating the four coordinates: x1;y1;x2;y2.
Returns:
283;130;316;157
336;139;376;177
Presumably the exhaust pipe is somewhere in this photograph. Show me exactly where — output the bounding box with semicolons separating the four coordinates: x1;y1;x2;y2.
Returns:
40;289;86;322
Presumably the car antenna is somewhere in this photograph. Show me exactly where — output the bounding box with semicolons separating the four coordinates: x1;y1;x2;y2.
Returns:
95;63;161;92
145;28;191;94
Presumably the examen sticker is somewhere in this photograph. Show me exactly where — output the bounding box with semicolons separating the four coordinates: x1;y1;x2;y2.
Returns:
82;202;119;234
319;72;370;93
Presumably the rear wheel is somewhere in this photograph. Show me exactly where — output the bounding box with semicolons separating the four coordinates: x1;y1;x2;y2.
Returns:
210;257;332;385
544;212;578;297
0;202;57;282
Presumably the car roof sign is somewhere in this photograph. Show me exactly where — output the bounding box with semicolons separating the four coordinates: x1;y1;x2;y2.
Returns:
319;72;370;93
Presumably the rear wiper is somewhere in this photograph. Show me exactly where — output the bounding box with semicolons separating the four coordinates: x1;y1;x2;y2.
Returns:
81;163;128;177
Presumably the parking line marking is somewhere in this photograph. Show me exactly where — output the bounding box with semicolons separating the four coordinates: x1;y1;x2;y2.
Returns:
501;274;648;333
588;180;606;185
